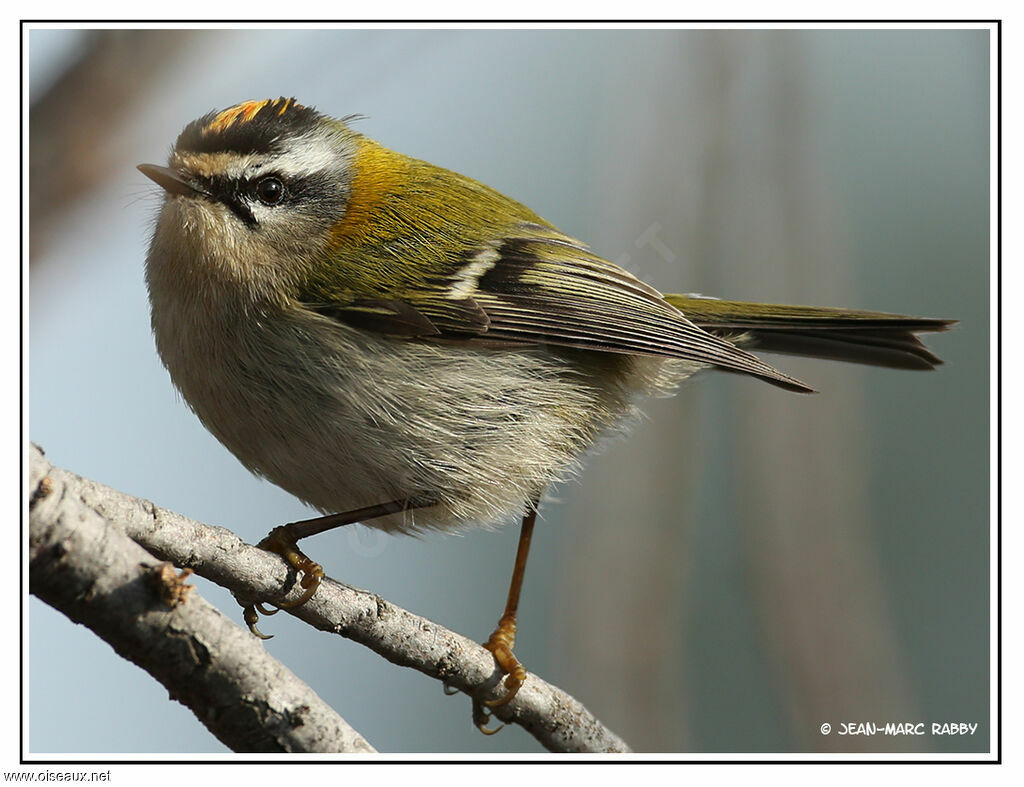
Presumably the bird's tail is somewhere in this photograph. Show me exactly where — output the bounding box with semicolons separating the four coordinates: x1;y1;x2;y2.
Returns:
666;294;955;371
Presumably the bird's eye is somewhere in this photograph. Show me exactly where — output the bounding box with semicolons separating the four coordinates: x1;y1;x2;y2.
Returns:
254;176;285;206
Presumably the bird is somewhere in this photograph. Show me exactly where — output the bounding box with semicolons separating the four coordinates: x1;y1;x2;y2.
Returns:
138;97;953;732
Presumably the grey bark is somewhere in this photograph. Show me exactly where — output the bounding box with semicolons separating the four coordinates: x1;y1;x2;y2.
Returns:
28;443;630;754
29;444;376;753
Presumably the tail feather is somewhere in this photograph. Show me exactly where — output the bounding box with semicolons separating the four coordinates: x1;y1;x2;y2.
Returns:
666;295;955;371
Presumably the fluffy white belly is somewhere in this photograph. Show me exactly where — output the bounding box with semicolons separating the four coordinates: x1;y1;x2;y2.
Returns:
154;302;698;532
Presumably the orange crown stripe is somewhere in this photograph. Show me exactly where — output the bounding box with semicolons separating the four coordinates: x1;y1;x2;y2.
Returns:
204;99;299;135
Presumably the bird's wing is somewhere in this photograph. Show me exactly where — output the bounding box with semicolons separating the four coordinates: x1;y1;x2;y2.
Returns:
304;222;814;392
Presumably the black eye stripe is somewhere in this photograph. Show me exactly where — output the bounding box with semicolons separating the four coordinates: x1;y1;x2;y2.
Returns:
196;174;286;205
197;172;332;198
190;171;339;229
188;175;256;226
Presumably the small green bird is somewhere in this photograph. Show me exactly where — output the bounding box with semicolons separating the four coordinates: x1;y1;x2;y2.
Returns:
139;98;953;730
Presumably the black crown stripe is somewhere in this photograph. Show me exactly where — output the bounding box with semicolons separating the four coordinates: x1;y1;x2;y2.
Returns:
175;98;322;156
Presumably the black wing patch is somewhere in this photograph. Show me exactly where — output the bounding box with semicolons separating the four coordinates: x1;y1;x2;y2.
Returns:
309;299;441;337
466;234;814;392
306;225;814;393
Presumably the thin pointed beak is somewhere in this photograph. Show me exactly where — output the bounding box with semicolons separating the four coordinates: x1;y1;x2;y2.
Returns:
137;164;204;197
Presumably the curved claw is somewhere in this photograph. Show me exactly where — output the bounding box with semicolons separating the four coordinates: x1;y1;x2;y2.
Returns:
258;526;325;610
442;682;460;696
481;613;528;708
276;564;324;609
477;718;505;736
237;517;338;637
484;671;525;708
243;605;274;640
473;701;504;735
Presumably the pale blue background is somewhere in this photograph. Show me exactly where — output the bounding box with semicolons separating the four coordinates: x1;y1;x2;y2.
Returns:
28;27;989;755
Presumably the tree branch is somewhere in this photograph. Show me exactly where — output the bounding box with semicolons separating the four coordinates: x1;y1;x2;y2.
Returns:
28;444;375;753
28;444;632;753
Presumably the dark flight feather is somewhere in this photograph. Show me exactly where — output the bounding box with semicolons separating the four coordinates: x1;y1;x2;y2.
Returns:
306;225;949;393
666;295;955;370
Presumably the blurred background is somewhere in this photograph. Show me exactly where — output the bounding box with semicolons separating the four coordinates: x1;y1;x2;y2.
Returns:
28;26;990;755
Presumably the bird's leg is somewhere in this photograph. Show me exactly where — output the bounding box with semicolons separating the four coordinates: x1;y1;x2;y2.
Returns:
243;496;434;638
476;503;538;731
